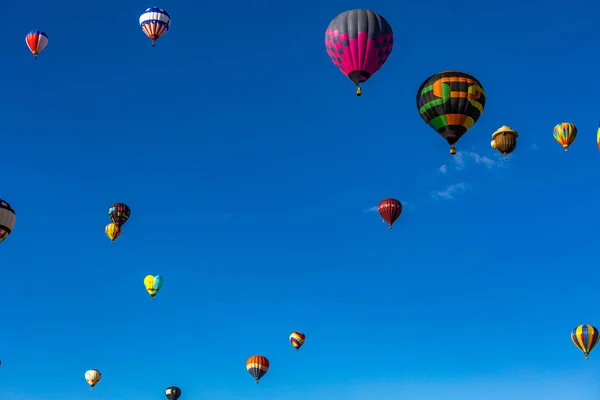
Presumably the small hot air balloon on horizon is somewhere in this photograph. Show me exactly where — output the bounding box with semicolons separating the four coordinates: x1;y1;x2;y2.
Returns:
572;324;599;360
553;122;577;151
165;386;181;400
325;9;393;96
289;331;306;352
105;223;121;243
491;126;518;160
108;203;130;228
0;200;16;244
596;122;600;151
85;369;101;390
417;71;486;155
246;355;269;384
25;30;48;60
140;7;171;46
377;198;402;229
144;275;163;300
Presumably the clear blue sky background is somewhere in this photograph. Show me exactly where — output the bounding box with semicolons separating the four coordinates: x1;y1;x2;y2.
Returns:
2;0;600;399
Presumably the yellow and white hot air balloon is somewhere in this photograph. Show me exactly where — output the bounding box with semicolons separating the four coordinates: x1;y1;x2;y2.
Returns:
105;223;121;243
85;369;101;390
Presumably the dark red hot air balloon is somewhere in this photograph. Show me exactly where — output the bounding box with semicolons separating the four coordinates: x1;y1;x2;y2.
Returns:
378;198;402;229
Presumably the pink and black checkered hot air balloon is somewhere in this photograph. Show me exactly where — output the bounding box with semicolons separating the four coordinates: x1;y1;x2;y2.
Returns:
325;9;393;96
25;30;48;60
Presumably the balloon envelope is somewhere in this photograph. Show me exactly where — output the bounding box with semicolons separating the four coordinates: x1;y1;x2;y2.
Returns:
140;8;171;44
325;9;393;94
25;30;48;58
85;369;101;388
165;386;181;400
289;331;306;351
0;200;15;243
377;198;402;228
108;203;131;228
144;275;164;299
572;324;599;359
416;71;485;153
246;356;269;383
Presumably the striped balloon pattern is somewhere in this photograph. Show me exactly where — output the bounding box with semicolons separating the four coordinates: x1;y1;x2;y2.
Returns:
139;7;171;46
0;200;16;243
25;30;48;59
571;324;599;359
289;331;306;352
553;122;577;151
246;355;269;384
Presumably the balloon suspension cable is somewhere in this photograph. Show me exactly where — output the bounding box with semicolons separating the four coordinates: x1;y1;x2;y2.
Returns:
356;86;362;96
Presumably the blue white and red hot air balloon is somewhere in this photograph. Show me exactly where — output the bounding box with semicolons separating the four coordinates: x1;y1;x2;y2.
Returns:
139;7;170;46
25;30;48;60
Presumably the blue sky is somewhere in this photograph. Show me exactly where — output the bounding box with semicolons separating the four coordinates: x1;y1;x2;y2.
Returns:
2;0;600;399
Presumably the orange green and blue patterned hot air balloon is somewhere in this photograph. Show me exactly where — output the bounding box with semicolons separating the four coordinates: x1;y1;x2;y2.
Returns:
246;355;269;384
571;324;599;359
553;122;577;151
289;331;306;352
416;71;486;155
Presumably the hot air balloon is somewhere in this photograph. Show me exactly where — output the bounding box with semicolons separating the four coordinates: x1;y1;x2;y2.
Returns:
491;126;518;160
596;123;599;151
85;369;101;390
165;386;181;400
246;355;269;384
0;200;16;244
108;203;130;228
140;8;171;46
417;71;486;155
289;331;306;352
553;122;577;151
144;275;163;300
25;30;48;60
378;198;402;229
325;9;393;96
105;223;121;243
572;324;599;359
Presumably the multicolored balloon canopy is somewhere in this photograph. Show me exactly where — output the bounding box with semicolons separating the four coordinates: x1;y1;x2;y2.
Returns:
571;324;599;359
416;71;486;154
0;200;15;244
289;331;306;352
25;30;48;60
140;7;171;46
325;9;393;96
553;122;577;151
246;355;269;384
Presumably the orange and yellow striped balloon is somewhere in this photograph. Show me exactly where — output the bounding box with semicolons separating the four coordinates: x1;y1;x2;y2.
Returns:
553;122;577;151
571;324;599;359
289;331;306;352
246;355;269;384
